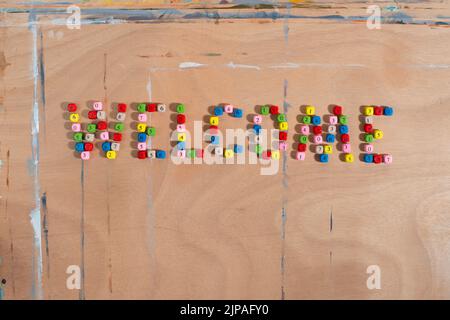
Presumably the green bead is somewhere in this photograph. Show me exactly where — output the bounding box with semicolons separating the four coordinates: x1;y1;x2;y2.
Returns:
188;149;196;158
277;113;286;122
302;116;311;124
339;115;348;125
115;123;124;132
87;124;97;133
73;132;83;142
176;104;185;113
299;135;308;144
365;134;374;143
260;105;270;115
255;144;262;155
146;127;156;136
137;103;147;113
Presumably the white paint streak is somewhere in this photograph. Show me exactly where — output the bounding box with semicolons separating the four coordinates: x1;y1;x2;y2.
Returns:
179;62;206;69
269;63;300;69
226;61;261;70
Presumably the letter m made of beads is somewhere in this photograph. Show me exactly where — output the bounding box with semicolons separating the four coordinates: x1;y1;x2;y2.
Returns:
66;101;128;160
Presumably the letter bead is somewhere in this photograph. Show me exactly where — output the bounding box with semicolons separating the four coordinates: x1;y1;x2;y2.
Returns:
324;145;332;154
383;107;394;116
93;101;103;111
97;111;106;120
315;145;324;154
215;147;223;156
138;113;147;122
319;154;329;163
364;144;374;153
157;104;166;112
67;103;77;112
364;116;373;124
344;153;354;163
254;115;262;124
177;133;186;142
279;142;288;151
279;122;288;131
147;150;156;159
374;106;384;116
85;133;95;142
364;106;374;116
69;113;80;122
383;154;393;164
137;123;147;133
305;106;315;116
271;150;280;160
137;142;147;151
333;105;343;116
373;129;383;139
342;143;351;153
177;150;186;158
72;123;81;132
81;151;90;160
116;112;125;121
111;142;120;151
328;125;336;134
137;150;147;159
296;152;306;161
313;135;323;144
260;105;270;115
210;116;219;126
106;150;116;159
224;149;234;158
232;108;243;118
117;103;127;113
329;116;338;125
300;125;310;135
224;104;234;113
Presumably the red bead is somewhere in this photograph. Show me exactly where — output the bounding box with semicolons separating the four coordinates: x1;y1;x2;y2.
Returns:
88;110;97;120
67;103;77;112
117;103;127;113
112;133;122;141
146;103;157;112
138;150;147;159
84;142;94;152
363;124;373;133
373;154;383;164
298;143;307;152
341;133;350;143
177;114;186;124
269;105;279;115
333;105;342;116
312;126;322;135
374;106;384;116
97;121;107;131
197;149;204;158
279;131;288;141
266;150;272;157
209;125;218;130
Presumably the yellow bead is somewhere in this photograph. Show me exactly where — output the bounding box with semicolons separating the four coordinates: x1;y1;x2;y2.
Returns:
324;145;332;154
137;123;146;132
106;150;116;160
210;116;219;126
69;113;80;122
224;149;234;158
305;105;315;116
373;129;383;139
344;153;354;163
177;132;186;142
279;122;288;131
271;150;280;160
364;106;374;116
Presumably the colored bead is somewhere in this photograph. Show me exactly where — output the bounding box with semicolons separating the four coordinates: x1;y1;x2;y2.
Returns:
315;145;324;154
329;116;338;125
156;150;166;159
324;145;332;154
232;108;243;118
342;143;351;153
209;125;219;134
137;133;147;142
279;131;288;141
215;147;223;156
116;112;125;121
364;116;373;124
69;113;80;122
177;104;186;113
106;150;116;159
87;123;97;133
364;144;374;153
115;123;124;132
84;142;94;152
364;134;374;143
147;150;156;159
210;135;219;145
272;150;280;160
313;135;323;144
298;143;307;152
93;101;103;111
224;104;234;113
146;127;156;136
339;125;349;134
296;152;306;161
72;123;81;132
262;150;271;160
137;142;147;150
333;105;343;116
234;144;244;154
137;123;147;133
341;133;350;143
279;122;288;131
374;106;384;116
364;106;374;116
279;142;288;151
81;151;90;160
344;153;354;163
253;124;262;134
88;110;98;120
67;103;77;112
210;116;219;126
364;124;373;133
137;103;146;113
112;133;122;142
260;105;270;115
383;154;393;164
146;103;157;112
138;113;147;122
73;132;83;142
325;134;335;143
305;106;315;116
224;149;234;158
214;106;223;116
111;142;120;151
319;154;329;163
187;149;196;158
177;133;186;142
177;150;186;158
177;124;186;132
177;141;185;150
383;107;394;116
117;103;127;113
255;145;262;155
311;115;321;125
270;105;279;115
85;133;95;142
138;150;147;159
253;115;262;124
102;142;111;152
96;111;106;120
373;154;383;164
302;116;311;124
328;125;336;134
75;142;84;152
299;136;308;144
300;125;309;135
373;129;383;139
363;154;374;163
277;114;286;122
312;126;322;135
97;121;107;131
157;104;166;112
339;115;348;125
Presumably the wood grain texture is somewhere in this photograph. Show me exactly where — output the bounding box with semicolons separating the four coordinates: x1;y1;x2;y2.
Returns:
0;4;450;299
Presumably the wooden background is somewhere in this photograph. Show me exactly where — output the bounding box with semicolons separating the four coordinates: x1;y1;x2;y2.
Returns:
1;1;450;299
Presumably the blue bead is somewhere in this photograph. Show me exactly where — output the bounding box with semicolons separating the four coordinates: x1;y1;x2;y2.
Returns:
211;136;219;145
101;142;111;152
253;124;261;134
384;107;394;116
75;142;84;153
137;133;147;143
364;154;374;163
156;150;166;159
325;134;335;143
232;108;243;118
234;144;243;154
339;125;349;134
319;154;329;163
214;106;223;116
311;115;321;125
177;141;185;150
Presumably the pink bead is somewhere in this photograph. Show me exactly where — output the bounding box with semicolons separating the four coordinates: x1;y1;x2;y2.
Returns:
138;113;147;122
342;143;351;153
279;142;287;151
300;125;310;135
364;144;374;153
253;115;262;124
99;132;109;140
224;104;233;113
177;150;186;158
93;101;103;111
313;135;323;144
383;154;393;164
137;142;147;150
329;116;338;124
71;123;81;132
176;124;186;132
81;151;90;160
296;152;306;161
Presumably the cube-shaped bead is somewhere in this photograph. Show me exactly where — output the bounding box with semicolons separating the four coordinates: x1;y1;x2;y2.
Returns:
106;150;116;159
383;154;393;164
224;104;234;113
146;103;157;112
213;106;223;116
364;124;373;133
224;149;234;158
210;116;219;126
342;143;351;153
232;108;243;118
269;105;279;115
315;145;324;154
102;142;111;152
329;116;338;125
344;153;354;163
277;114;286;122
111;142;120;151
69;113;80;122
298;143;307;152
137;103;147;113
117;103;127;113
234;144;244;154
328;125;336;134
87;124;97;133
137;133;147;142
300;125;310;135
93;101;103;111
112;133;122;141
156;150;166;158
279;122;288;131
312;126;322;135
311;115;321;125
137;142;147;151
88;110;98;120
253;124;262;135
341;134;350;143
177;133;186;142
364;106;374;116
210;135;219;145
260;105;270;115
325;134;335;143
279;131;288;141
146;127;156;136
373;129;383;139
97;121;107;131
215;147;223;156
333;105;343;116
137;123;147;132
177;114;186;124
373;154;383;164
253;115;262;124
177;104;186;113
319;154;329;163
339;115;348;125
364;116;373;124
138;113;147;122
271;150;280;160
75;142;84;152
115;123;124;132
299;136;308;144
279;142;288;151
177;150;186;158
363;154;374;163
364;134;374;143
137;150;147;159
73;132;83;142
81;151;90;160
67;103;77;112
97;111;106;120
302;116;311;124
255;144;262;155
85;133;95;142
177;124;186;132
374;106;384;116
296;152;306;161
324;145;332;154
383;107;394;116
157;104;166;112
147;150;156;159
177;141;186;150
305;106;315;116
313;135;323;144
364;144;374;153
187;149;196;159
339;125;349;134
71;123;81;132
